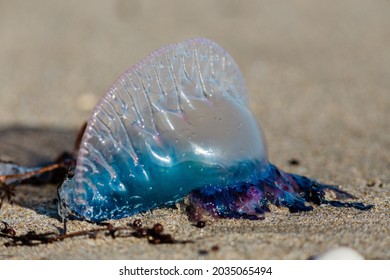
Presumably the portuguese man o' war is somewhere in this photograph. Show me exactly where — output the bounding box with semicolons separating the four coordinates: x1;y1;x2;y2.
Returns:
55;38;373;222
0;38;371;222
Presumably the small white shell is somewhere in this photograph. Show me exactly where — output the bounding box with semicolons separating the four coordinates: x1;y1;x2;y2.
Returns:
313;247;365;260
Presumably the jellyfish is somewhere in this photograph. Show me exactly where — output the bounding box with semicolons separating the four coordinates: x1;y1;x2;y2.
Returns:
1;38;372;222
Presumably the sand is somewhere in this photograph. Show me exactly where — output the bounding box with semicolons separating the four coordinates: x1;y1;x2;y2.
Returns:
0;0;389;259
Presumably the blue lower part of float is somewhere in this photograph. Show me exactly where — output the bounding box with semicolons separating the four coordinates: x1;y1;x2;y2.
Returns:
61;161;372;222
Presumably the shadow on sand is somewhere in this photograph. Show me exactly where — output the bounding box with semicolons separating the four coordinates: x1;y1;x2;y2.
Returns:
0;125;79;219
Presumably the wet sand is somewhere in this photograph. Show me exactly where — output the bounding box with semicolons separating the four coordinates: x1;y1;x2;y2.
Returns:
0;0;389;259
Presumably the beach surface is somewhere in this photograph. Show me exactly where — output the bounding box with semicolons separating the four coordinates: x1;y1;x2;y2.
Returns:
0;0;389;259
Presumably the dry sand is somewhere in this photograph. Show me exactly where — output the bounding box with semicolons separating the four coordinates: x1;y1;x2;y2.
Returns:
0;0;389;259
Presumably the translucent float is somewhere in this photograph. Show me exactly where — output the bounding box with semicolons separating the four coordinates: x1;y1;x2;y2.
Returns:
53;38;372;221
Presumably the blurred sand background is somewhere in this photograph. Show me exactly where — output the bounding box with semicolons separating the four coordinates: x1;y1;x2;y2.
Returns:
0;0;389;259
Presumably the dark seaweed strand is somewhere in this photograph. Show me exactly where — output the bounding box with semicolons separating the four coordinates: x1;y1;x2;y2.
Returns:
0;220;192;247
